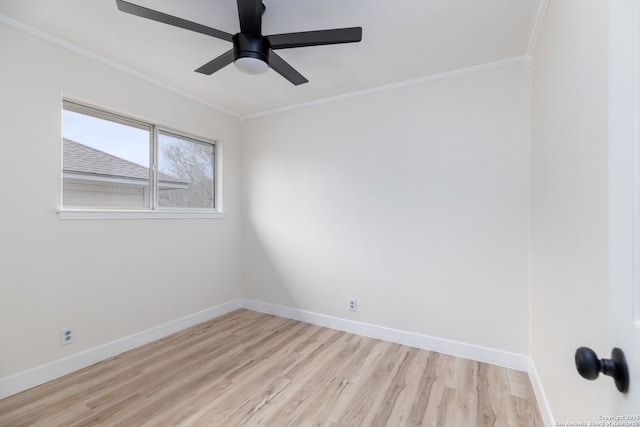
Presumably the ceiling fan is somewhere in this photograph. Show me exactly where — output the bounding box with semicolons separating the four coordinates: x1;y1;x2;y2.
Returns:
115;0;363;85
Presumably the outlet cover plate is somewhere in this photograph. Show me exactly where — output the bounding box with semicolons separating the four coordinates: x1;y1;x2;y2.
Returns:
60;327;75;345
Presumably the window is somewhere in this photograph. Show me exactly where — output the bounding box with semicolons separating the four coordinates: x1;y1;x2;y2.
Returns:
60;100;220;218
157;131;215;209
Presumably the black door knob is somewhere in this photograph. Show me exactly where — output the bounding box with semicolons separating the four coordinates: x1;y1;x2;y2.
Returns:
575;347;629;393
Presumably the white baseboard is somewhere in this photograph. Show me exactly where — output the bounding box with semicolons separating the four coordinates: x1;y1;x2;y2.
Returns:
0;299;242;400
1;296;549;423
239;299;530;372
528;359;555;427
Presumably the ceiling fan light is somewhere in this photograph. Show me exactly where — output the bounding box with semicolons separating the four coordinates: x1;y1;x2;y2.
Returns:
234;57;269;75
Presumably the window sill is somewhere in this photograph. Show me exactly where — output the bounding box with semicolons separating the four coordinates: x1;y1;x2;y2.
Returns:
57;209;225;220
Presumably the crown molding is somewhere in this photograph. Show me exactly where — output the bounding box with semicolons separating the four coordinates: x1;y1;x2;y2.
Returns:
2;12;537;124
242;56;530;121
527;0;551;57
0;14;242;119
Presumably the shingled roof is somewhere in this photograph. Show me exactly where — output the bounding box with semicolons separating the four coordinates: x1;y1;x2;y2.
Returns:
63;139;187;188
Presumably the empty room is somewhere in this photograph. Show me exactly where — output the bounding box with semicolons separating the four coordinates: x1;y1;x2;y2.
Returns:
1;0;638;425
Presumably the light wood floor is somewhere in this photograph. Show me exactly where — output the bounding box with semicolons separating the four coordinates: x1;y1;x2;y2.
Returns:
0;310;543;426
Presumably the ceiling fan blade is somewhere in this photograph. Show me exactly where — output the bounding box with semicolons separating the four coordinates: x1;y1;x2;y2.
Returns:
268;51;308;86
195;49;235;75
236;0;263;34
116;0;233;42
268;27;362;50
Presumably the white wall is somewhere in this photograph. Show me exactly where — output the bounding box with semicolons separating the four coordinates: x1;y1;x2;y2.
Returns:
0;23;242;380
242;63;531;355
530;0;611;420
6;6;614;420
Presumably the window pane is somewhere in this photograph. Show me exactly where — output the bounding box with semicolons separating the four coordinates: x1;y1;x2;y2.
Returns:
157;132;215;209
62;105;151;209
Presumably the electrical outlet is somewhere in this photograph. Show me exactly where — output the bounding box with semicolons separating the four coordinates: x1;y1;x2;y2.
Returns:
60;327;75;346
348;298;357;312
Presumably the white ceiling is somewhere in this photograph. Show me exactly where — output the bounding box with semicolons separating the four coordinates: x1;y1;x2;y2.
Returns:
0;0;542;117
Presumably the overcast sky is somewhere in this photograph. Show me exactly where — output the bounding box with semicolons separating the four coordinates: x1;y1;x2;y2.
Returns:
63;109;150;167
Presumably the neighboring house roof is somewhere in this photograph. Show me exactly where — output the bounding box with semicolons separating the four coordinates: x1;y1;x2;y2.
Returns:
63;139;187;189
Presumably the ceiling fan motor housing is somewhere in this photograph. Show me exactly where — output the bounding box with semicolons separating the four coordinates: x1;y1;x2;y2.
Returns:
115;0;362;84
233;33;270;64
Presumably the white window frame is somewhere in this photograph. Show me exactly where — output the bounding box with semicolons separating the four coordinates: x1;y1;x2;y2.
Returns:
58;100;223;220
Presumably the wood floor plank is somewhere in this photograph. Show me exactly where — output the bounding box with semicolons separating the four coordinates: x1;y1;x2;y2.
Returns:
385;348;433;426
251;335;367;425
0;309;544;426
141;323;319;426
263;335;377;426
368;348;417;426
